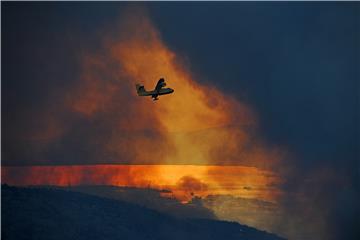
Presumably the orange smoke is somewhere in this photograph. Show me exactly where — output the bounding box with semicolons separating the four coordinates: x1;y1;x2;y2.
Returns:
63;7;283;168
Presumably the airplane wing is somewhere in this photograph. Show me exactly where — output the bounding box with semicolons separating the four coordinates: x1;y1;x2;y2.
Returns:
155;78;166;91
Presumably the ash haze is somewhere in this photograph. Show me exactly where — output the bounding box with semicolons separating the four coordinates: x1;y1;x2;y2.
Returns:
2;2;359;240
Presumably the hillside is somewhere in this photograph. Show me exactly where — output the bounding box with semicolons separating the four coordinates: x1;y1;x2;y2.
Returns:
2;185;285;240
63;185;216;219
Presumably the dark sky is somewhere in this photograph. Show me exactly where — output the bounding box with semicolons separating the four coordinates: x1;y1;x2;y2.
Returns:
2;2;359;172
150;2;359;171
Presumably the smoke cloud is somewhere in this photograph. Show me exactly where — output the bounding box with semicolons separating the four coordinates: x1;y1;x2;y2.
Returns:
3;6;285;169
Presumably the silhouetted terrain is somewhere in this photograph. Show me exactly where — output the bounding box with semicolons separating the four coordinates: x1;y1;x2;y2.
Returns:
63;185;216;219
2;185;285;240
61;186;281;236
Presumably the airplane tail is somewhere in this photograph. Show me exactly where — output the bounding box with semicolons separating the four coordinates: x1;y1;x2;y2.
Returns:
135;84;146;96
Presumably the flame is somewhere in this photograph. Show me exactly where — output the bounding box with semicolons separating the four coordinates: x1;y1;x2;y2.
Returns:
1;165;282;202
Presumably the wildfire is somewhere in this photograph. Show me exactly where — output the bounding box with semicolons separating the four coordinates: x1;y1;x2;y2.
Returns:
1;165;282;202
3;7;285;204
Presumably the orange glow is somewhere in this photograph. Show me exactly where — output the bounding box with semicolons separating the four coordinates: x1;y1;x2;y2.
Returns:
1;165;282;202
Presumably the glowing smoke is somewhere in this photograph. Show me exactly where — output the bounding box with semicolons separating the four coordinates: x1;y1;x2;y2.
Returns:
63;7;284;170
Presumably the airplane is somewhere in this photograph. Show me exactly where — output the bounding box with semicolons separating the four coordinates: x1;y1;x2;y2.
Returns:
136;78;174;101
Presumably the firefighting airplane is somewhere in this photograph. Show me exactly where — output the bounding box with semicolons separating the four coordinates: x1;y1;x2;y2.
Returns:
136;78;174;101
